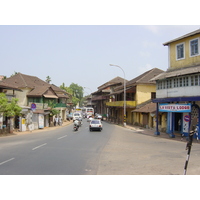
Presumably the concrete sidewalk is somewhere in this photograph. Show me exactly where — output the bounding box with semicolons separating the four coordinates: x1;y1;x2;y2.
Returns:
124;123;199;144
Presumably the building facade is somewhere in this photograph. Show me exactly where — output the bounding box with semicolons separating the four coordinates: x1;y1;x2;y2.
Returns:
0;73;69;131
106;68;163;125
152;29;200;138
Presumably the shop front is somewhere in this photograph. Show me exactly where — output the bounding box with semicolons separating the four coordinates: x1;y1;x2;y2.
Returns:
153;97;200;138
159;103;191;138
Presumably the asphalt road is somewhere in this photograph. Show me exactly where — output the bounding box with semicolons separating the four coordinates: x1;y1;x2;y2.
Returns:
0;119;112;175
0;119;200;175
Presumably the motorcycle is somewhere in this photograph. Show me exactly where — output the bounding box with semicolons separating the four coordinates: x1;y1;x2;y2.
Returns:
73;124;79;131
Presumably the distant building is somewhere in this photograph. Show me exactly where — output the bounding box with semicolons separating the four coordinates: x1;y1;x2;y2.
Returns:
0;75;5;81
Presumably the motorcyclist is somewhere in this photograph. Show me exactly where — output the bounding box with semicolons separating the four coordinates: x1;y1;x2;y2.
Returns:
74;119;79;128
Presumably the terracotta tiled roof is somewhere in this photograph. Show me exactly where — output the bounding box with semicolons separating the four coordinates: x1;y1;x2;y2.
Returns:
0;82;22;91
27;86;54;97
132;102;156;113
1;73;68;98
115;68;164;91
1;73;49;88
98;76;127;90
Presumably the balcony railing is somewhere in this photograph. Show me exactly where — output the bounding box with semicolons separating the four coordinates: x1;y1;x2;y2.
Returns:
106;101;136;107
54;103;67;108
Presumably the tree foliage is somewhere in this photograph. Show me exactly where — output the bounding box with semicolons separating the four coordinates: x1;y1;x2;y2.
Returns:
0;93;22;117
46;76;51;83
60;82;84;107
48;100;60;117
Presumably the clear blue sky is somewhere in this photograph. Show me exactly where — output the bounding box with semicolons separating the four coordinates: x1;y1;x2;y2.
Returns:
1;1;200;95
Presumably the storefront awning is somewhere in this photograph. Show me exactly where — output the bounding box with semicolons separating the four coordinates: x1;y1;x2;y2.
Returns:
152;96;200;103
43;94;58;99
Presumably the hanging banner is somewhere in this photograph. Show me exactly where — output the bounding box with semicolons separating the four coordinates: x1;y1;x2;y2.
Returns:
159;103;191;113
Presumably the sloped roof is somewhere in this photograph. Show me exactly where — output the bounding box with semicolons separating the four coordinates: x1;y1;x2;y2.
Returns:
115;68;164;91
163;29;200;46
1;73;49;88
151;65;200;81
132;102;156;113
0;82;22;91
27;86;54;97
1;73;68;98
98;76;127;90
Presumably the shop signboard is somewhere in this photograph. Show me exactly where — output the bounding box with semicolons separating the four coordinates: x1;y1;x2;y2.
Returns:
38;114;44;129
159;103;191;113
31;103;36;111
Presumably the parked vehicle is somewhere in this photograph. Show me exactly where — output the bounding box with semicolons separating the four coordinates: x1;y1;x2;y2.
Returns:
67;113;73;120
95;113;102;120
89;119;103;132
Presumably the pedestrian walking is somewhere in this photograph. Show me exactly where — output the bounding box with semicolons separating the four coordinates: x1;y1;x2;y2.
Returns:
54;116;58;126
58;116;62;126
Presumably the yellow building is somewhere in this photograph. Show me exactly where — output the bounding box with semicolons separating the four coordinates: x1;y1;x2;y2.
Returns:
152;29;200;138
106;68;164;126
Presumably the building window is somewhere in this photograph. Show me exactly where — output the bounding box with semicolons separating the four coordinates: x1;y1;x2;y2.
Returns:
183;77;186;86
176;43;185;60
169;79;172;88
191;76;194;86
179;77;182;87
176;78;179;87
166;80;169;88
151;92;156;99
174;78;177;88
186;77;189;86
195;75;198;85
162;81;166;89
190;38;199;56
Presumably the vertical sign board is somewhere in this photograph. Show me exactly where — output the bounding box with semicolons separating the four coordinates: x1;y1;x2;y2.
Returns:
38;114;44;129
183;113;190;133
21;117;26;131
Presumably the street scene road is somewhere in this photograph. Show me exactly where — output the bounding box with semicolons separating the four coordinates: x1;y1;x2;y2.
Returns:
0;119;200;175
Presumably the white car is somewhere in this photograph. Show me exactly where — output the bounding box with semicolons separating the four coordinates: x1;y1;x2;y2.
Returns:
95;113;102;120
73;112;82;121
87;116;93;122
89;119;103;131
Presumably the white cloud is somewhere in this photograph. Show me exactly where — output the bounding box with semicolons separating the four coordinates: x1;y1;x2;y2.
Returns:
143;25;160;35
139;51;150;58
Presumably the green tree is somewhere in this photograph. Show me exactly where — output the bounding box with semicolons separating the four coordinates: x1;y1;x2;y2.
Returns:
48;100;60;117
69;83;84;106
60;83;81;107
0;93;22;117
46;76;51;83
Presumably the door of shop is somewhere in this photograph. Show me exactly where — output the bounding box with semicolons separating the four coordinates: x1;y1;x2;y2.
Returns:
174;113;182;132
